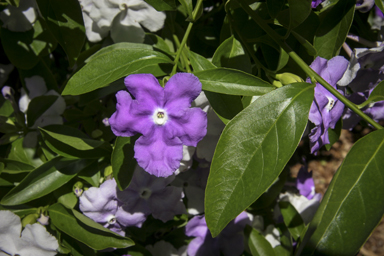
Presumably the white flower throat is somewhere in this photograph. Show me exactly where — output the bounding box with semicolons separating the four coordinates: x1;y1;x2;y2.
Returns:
326;97;336;111
153;108;168;125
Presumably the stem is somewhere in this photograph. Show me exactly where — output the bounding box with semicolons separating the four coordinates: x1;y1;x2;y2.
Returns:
171;22;193;76
238;0;383;130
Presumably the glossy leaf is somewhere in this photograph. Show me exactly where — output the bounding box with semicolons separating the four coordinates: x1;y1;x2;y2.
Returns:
314;0;355;59
49;203;134;250
288;0;312;30
144;0;176;11
375;0;384;14
204;91;244;124
7;138;42;167
1;157;90;205
194;68;274;96
279;201;305;241
246;226;276;256
359;80;384;108
0;159;34;174
112;136;137;191
267;0;285;18
36;0;85;67
26;95;58;127
178;0;193;18
189;51;216;72
40;125;112;159
205;83;314;237
297;128;384;256
0;19;57;70
62;43;173;95
212;36;252;73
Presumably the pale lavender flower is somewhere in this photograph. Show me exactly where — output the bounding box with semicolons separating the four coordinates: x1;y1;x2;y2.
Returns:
307;56;349;154
0;210;58;256
109;73;207;177
185;212;250;256
116;166;186;223
79;179;146;235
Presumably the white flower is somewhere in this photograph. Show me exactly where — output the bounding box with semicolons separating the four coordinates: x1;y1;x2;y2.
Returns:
277;192;320;224
0;210;58;256
0;0;38;32
79;0;166;43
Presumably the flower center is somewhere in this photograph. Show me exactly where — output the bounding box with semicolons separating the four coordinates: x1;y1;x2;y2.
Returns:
326;97;336;111
107;216;117;225
140;188;152;199
152;109;168;125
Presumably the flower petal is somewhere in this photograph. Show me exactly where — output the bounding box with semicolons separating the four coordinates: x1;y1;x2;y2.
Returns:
109;90;153;137
19;223;59;256
79;179;119;223
0;210;21;255
164;73;202;115
110;9;145;43
134;127;183;177
149;186;186;222
124;74;164;108
168;108;207;147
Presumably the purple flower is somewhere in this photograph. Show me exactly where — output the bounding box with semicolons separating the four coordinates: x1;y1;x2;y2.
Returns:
109;73;207;178
307;56;349;154
296;165;321;201
116;166;186;223
311;0;324;8
356;0;375;13
185;212;250;256
79;179;146;236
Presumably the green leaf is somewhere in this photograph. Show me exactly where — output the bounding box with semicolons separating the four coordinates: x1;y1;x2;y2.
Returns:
279;201;305;241
325;118;342;151
40;125;112;159
7;138;42;167
314;0;355;59
144;0;176;11
0;19;57;69
204;91;244;124
49;203;134;250
0;159;34;174
178;0;193;18
288;0;312;30
246;226;276;256
1;157;90;205
212;36;252;73
194;68;274;96
26;95;58;127
359;80;384;108
267;0;285;18
375;0;384;14
297;128;384;256
189;51;216;72
112;136;137;191
5;0;20;7
36;0;85;67
205;83;314;237
62;43;173;95
78;161;100;187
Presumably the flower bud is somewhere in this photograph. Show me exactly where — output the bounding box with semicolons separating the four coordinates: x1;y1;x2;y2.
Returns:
21;213;39;227
37;213;50;225
276;73;304;85
73;181;84;197
104;165;113;178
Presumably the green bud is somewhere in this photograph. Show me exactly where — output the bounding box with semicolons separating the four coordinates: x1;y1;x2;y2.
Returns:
22;213;39;227
276;73;304;85
272;80;283;88
104;165;113;178
73;181;84;197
